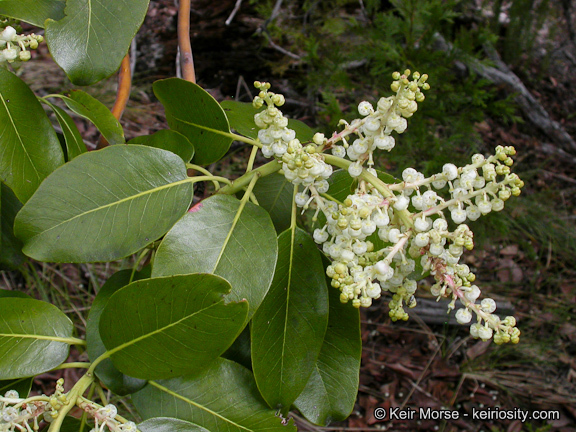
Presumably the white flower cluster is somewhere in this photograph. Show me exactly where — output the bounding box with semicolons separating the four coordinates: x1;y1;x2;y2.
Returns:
0;380;139;432
80;403;139;432
318;189;418;314
0;21;43;66
253;81;333;204
251;71;523;343
331;70;429;172
0;389;48;432
391;147;522;343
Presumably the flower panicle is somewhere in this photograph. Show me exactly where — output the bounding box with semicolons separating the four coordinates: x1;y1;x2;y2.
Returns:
0;380;140;432
251;72;522;344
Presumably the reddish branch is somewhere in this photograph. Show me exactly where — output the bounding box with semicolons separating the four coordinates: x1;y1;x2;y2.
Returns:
97;53;132;149
178;0;196;83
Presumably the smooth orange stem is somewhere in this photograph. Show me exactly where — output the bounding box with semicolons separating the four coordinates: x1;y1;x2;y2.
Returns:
178;0;196;83
111;54;132;120
97;53;132;149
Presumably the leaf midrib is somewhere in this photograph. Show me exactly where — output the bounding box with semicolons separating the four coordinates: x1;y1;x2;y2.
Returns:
279;227;296;396
104;300;222;359
25;177;192;240
0;333;76;344
149;380;253;432
0;90;41;182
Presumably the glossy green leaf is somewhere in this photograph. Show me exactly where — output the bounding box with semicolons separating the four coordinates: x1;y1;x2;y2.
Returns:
221;100;316;142
86;269;148;395
326;169;355;203
0;0;65;27
222;325;252;371
99;274;248;380
139;418;210;432
0;69;65;203
293;268;361;425
0;377;33;398
220;100;260;139
129;130;195;163
53;91;124;144
133;358;296;432
0;289;29;299
154;79;232;165
252;173;294;233
0;183;25;270
14;145;193;263
40;416;82;432
45;0;150;85
0;298;73;379
43;99;88;161
153;194;278;321
252;227;328;413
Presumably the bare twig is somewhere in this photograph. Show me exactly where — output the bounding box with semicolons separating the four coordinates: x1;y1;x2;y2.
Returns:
433;33;576;154
225;0;243;25
235;75;253;101
262;30;301;60
130;38;137;76
540;142;576;165
96;53;131;149
178;0;196;83
257;0;301;60
267;0;284;25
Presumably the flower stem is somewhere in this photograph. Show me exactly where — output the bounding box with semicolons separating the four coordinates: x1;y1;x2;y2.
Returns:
217;160;281;195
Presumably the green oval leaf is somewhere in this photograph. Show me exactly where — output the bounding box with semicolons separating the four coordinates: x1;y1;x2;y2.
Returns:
252;173;294;233
40;416;82;432
86;269;148;395
0;377;33;399
42;100;88;161
132;358;296;432
0;298;73;379
153;79;232;165
99;274;248;380
222;325;252;371
139;418;210;432
252;227;328;413
51;91;125;144
0;289;29;299
14;145;193;263
152;194;278;321
0;69;64;203
129;130;195;163
0;0;65;27
45;0;150;85
293;267;361;425
221;100;316;142
0;183;25;270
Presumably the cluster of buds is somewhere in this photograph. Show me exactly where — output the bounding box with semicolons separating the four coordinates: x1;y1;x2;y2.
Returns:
79;402;139;432
0;20;43;66
331;70;430;175
317;189;418;313
0;380;139;432
252;71;522;343
1;389;49;432
253;81;333;204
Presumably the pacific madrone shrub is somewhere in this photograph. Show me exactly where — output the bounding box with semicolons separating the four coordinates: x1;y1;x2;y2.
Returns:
0;8;523;432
